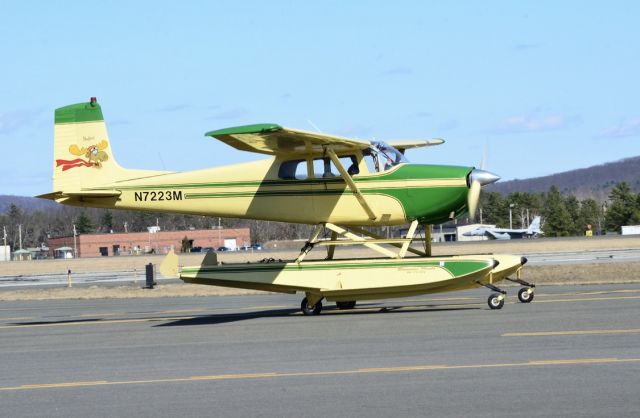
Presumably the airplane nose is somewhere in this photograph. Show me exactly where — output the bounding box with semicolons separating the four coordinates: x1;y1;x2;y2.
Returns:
468;169;500;187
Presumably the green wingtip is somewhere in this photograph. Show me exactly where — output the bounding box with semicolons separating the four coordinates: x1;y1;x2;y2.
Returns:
205;123;282;137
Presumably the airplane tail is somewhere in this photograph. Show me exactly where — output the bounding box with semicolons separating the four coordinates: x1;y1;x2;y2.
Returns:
527;216;542;234
51;97;129;193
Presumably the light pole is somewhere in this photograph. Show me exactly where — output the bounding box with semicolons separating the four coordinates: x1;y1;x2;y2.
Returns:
3;226;7;261
509;204;515;229
73;224;77;258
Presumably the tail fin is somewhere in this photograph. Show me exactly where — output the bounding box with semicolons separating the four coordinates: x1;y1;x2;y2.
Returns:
527;216;541;233
52;98;128;192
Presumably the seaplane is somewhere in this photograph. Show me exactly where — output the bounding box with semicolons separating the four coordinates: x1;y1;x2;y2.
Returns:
38;98;535;315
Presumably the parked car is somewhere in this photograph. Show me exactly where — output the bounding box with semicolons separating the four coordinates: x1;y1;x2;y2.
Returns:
250;243;263;250
216;246;231;252
202;247;214;253
190;246;202;253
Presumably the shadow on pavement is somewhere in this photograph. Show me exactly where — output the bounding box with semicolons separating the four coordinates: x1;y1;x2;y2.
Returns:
156;303;480;327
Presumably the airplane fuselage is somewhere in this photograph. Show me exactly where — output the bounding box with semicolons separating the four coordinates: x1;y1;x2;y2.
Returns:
73;159;472;226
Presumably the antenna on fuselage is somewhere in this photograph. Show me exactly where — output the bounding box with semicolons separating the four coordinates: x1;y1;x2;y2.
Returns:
306;119;323;133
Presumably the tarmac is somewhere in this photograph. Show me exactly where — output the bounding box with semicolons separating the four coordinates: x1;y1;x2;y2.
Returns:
1;283;639;417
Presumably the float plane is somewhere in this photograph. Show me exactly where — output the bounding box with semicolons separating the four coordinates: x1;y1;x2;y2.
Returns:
38;98;535;315
464;216;543;240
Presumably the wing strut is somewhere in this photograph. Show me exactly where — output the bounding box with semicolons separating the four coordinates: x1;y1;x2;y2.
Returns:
325;147;377;221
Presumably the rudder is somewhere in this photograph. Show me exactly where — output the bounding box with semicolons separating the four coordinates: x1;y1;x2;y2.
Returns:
53;97;126;192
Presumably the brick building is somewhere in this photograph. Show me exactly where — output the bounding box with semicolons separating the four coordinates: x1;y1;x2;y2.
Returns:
47;228;251;258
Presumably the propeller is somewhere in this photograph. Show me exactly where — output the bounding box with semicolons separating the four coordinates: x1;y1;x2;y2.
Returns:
467;152;500;221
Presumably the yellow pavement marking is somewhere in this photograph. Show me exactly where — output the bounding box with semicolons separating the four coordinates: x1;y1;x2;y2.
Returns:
534;295;640;303
1;357;638;392
158;309;207;314
503;328;640;337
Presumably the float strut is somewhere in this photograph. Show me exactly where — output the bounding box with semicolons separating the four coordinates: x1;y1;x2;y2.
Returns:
504;277;536;288
477;282;507;295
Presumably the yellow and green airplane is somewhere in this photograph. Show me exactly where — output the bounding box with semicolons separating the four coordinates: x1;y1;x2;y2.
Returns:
39;98;534;315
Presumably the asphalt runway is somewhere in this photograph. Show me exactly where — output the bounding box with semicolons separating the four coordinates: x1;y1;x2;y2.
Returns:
1;284;639;417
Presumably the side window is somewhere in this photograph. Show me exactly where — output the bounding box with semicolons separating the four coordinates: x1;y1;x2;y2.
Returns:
335;155;359;176
312;155;360;178
313;158;333;178
363;152;380;173
278;160;308;180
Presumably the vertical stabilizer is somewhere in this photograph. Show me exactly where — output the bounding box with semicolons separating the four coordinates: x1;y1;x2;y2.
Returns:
527;216;542;234
52;98;126;192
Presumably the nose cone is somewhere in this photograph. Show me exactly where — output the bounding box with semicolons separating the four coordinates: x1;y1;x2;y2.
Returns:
469;169;500;187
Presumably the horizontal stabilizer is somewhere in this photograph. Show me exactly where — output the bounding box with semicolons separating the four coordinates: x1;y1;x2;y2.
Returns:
35;190;121;200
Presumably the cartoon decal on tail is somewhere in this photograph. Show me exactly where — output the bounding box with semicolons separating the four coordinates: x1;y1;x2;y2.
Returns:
56;139;110;171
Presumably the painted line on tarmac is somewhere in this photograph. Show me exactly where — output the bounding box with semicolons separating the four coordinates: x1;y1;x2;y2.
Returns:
1;357;638;392
0;316;34;321
533;295;640;303
503;328;640;337
533;289;640;297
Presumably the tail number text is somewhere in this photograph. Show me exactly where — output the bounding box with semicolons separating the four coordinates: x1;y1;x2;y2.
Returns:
134;191;183;202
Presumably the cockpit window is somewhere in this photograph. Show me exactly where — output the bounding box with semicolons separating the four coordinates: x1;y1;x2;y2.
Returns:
365;141;408;172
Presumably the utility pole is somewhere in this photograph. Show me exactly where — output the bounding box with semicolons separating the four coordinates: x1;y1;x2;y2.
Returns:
509;204;515;229
3;226;7;261
18;224;23;250
218;217;222;247
479;207;483;225
73;224;78;258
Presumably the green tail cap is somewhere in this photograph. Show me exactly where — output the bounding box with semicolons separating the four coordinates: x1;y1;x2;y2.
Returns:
55;97;104;124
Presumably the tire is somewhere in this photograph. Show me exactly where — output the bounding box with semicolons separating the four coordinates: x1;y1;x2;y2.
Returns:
301;297;323;315
336;301;356;310
518;287;534;303
488;293;504;310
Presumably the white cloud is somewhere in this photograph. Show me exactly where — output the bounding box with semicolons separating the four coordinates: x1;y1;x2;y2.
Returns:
599;118;640;138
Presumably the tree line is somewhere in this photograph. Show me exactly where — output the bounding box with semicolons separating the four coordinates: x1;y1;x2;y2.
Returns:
479;182;640;236
2;182;639;249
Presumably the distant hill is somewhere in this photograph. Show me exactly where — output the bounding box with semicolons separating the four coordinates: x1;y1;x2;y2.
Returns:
488;156;640;200
0;195;59;213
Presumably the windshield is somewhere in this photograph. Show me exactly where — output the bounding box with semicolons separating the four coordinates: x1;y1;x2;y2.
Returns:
366;141;408;172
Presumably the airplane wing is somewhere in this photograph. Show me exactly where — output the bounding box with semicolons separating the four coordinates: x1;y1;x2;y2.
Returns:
205;124;371;156
485;230;500;240
387;139;444;154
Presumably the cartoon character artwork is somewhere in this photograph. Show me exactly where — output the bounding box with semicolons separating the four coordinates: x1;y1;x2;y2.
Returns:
56;140;110;171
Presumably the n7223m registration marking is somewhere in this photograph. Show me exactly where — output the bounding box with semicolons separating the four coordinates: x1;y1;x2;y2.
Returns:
134;191;183;202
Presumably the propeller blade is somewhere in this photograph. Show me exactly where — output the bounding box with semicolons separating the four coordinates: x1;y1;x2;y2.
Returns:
468;180;482;221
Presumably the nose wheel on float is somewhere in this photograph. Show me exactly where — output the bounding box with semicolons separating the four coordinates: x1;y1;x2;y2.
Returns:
479;282;508;310
479;277;537;309
505;277;536;303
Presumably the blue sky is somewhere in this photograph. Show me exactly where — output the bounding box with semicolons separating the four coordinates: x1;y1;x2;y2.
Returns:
1;1;639;196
